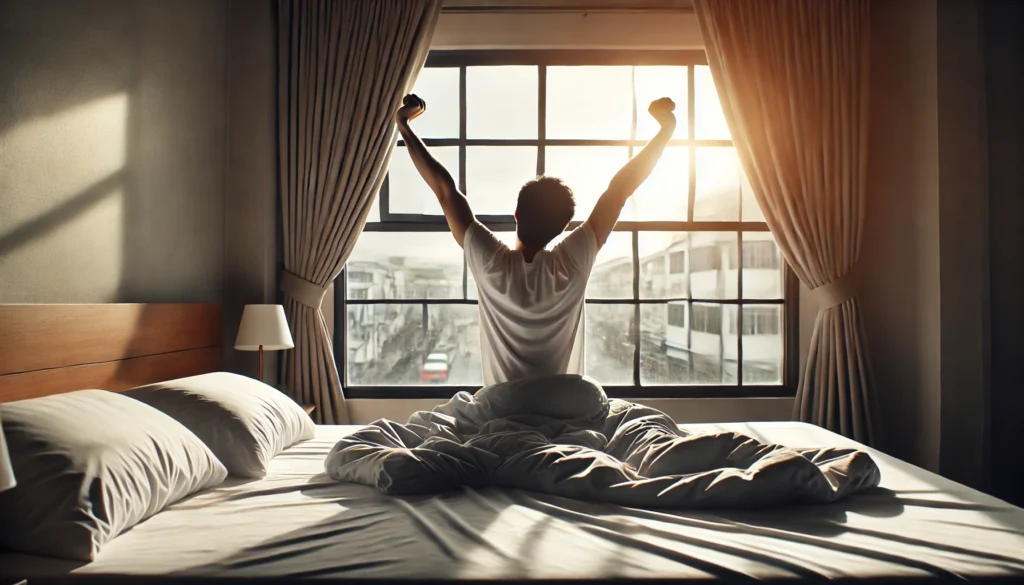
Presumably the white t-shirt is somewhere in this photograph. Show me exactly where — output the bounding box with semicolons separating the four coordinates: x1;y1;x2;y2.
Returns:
464;221;599;386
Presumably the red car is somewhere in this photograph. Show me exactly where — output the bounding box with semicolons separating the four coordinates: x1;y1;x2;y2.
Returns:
420;353;449;383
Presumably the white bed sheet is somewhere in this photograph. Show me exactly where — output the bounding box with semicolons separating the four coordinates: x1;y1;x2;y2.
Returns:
3;422;1024;582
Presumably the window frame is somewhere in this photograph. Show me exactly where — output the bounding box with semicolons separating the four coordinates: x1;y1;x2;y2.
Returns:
335;50;799;400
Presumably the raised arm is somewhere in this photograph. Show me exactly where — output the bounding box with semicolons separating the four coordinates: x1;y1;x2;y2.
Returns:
585;98;677;247
395;94;475;247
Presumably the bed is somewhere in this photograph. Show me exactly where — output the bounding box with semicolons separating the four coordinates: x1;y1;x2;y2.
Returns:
2;304;1024;584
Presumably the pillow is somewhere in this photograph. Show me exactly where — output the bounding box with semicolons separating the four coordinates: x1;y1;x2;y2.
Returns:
125;372;314;478
0;390;228;561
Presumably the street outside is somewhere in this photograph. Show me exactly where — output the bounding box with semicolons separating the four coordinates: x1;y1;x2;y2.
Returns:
346;307;743;387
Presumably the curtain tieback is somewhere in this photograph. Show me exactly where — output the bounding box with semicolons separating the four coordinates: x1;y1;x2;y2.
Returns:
281;270;327;309
809;272;856;310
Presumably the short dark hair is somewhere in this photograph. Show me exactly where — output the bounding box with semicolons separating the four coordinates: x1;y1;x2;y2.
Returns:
515;176;575;248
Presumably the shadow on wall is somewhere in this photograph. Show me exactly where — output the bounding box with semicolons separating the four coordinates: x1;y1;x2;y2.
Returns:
0;0;226;304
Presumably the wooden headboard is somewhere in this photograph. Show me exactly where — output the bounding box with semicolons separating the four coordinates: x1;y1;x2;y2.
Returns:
0;304;222;403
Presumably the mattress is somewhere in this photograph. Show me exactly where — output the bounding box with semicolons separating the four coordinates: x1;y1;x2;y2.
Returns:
3;422;1024;583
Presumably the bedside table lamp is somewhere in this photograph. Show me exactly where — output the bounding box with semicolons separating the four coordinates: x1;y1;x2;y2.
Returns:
0;413;15;492
234;304;294;383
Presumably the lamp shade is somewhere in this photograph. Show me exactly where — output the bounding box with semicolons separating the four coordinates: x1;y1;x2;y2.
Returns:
0;413;15;492
234;304;295;351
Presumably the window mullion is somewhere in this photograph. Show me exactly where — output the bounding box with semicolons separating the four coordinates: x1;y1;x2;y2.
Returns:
337;269;348;387
687;66;696;224
459;65;467;193
737;230;744;386
460;66;468;301
632;231;641;387
538;65;546;176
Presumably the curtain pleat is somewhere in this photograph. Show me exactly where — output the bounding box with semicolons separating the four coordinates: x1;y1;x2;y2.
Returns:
694;0;881;446
277;0;441;423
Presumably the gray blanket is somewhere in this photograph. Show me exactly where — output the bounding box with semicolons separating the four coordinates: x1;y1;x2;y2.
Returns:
325;375;881;508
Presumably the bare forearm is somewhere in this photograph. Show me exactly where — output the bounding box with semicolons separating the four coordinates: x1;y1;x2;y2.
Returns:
586;117;676;247
608;124;675;197
397;121;457;198
396;119;474;246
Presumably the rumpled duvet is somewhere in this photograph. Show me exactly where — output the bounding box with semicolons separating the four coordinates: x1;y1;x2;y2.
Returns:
325;375;881;508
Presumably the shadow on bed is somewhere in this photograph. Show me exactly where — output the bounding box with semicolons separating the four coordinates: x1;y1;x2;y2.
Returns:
158;477;520;580
38;483;1024;585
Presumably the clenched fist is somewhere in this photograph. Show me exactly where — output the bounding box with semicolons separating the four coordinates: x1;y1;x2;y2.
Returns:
648;97;677;129
396;94;426;124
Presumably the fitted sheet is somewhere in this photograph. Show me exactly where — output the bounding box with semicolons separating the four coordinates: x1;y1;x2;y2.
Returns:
3;422;1024;583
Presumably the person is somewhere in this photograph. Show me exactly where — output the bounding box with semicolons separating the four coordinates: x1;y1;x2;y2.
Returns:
395;93;676;386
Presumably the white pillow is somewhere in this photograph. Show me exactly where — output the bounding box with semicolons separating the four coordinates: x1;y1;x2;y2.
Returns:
0;390;228;561
126;372;315;478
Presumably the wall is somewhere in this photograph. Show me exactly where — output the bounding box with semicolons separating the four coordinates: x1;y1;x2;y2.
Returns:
0;0;228;304
983;0;1024;507
432;10;702;50
223;0;279;378
860;0;997;489
935;0;990;490
859;0;942;471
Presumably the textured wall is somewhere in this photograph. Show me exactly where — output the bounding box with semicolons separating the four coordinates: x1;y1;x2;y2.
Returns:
860;0;997;490
984;0;1024;506
0;0;228;303
223;0;279;379
860;0;942;470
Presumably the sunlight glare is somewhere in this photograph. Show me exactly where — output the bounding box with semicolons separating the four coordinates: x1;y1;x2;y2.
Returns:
695;66;731;139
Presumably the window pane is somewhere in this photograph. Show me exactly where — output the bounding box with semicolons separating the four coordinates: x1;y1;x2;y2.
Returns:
467;231;517;300
695;65;731;140
409;67;460;139
425;305;483;385
544;146;629;220
727;304;784;384
638;232;688;299
694;147;747;222
388;146;459;215
585;303;634;385
640;303;734;385
634;66;688;140
546;66;633;139
465;146;538;214
637;231;737;300
587;232;633;299
740;170;765;222
365;194;381;224
346;303;424;385
468;66;538;139
348;232;463;299
741;233;785;299
627;146;689;221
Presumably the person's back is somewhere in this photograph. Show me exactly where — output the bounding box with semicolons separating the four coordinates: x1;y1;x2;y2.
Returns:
392;93;676;385
465;221;597;385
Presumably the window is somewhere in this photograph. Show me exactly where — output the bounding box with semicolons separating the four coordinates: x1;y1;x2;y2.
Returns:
691;303;722;335
668;251;686;274
690;246;720;272
667;303;687;328
743;241;781;270
729;306;781;336
336;51;795;398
